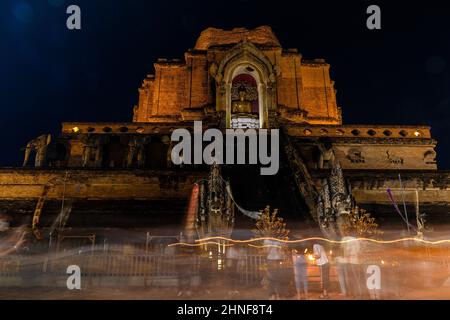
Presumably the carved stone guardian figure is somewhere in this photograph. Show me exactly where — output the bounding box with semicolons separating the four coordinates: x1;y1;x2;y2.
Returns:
23;134;51;167
127;136;149;167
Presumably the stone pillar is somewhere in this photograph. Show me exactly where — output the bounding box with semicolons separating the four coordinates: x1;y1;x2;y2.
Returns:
35;145;48;167
94;142;103;167
127;140;137;167
92;136;107;167
137;145;146;167
82;145;91;167
81;135;95;167
23;145;32;167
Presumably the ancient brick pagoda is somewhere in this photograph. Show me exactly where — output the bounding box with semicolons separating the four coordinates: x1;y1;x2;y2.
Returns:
1;26;449;236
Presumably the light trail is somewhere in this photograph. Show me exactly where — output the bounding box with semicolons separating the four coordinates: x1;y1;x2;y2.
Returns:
168;241;235;247
189;236;450;246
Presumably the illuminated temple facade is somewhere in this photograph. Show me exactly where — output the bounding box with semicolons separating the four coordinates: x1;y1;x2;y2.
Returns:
1;26;449;231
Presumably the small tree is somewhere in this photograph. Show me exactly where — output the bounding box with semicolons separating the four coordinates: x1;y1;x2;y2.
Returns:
253;206;289;240
340;205;382;237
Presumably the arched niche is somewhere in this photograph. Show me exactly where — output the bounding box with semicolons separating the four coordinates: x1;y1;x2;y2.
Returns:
211;41;277;128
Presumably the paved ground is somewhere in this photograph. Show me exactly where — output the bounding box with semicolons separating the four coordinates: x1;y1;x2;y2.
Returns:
1;285;450;300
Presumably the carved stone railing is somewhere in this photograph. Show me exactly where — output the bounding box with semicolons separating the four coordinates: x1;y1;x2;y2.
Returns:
286;124;433;140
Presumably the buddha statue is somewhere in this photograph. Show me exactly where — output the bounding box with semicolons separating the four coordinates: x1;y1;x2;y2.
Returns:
232;85;253;114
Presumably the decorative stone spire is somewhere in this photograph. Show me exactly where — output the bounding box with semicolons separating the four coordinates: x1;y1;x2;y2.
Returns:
194;26;281;50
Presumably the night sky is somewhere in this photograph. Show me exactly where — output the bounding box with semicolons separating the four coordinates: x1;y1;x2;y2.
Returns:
1;0;450;168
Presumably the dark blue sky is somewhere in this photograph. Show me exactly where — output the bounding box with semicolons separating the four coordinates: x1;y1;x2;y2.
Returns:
1;0;450;168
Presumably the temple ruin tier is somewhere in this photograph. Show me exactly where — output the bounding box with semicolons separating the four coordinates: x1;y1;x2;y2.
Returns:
0;26;447;234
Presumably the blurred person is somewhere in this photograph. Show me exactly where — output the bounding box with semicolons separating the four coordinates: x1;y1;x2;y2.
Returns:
341;235;364;298
176;233;194;297
368;281;381;300
264;239;284;300
198;248;214;295
292;249;308;299
335;254;348;296
225;244;240;296
313;243;330;299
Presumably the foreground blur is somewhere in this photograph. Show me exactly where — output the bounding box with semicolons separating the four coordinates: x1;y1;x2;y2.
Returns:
0;227;450;300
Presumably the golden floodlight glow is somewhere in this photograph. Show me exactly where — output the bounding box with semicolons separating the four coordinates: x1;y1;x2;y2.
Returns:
72;127;80;133
414;130;421;137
